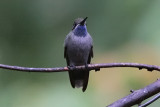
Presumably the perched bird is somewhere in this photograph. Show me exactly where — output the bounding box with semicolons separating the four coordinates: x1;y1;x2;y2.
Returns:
64;17;93;92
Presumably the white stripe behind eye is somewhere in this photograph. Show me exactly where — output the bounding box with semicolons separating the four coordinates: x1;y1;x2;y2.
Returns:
75;24;80;29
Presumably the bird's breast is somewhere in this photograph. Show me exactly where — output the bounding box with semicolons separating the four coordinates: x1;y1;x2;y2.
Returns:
69;35;92;50
67;35;92;65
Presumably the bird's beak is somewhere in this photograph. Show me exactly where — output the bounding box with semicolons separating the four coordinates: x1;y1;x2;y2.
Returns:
80;17;88;25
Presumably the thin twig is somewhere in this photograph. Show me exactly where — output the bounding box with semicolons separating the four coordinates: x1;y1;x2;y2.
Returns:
139;93;160;107
0;63;160;72
107;79;160;107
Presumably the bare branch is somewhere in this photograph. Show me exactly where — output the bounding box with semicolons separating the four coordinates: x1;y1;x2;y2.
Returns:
0;63;160;72
107;79;160;107
139;93;160;107
0;64;68;72
0;63;160;106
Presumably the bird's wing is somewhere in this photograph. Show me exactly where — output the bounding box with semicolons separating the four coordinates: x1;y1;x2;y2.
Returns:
64;46;69;66
64;45;75;88
87;45;93;64
64;34;70;66
83;46;93;92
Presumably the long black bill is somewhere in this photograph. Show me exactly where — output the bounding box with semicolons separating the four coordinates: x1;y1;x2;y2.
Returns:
80;17;88;25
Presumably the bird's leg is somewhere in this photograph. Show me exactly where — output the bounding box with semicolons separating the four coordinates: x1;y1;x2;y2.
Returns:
67;65;76;71
85;63;89;71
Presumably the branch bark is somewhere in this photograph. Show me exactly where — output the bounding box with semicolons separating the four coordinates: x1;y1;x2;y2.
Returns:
107;79;160;107
0;63;160;72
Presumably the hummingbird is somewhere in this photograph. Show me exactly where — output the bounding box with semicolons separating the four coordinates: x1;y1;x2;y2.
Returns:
64;17;93;92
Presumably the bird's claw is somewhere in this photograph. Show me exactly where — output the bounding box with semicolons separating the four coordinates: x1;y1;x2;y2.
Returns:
67;65;76;71
85;64;89;71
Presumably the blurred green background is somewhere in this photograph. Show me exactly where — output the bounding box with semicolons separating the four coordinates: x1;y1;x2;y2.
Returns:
0;0;160;107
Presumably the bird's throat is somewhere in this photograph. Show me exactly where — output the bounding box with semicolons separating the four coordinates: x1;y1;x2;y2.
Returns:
73;25;87;37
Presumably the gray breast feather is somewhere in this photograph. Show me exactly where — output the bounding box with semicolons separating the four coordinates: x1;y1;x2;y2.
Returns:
64;32;92;66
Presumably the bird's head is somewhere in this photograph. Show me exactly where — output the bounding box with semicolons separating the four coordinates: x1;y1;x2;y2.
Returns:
72;17;88;36
72;17;88;30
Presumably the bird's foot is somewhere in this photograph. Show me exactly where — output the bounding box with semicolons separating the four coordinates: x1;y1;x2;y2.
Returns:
67;65;76;71
85;64;89;71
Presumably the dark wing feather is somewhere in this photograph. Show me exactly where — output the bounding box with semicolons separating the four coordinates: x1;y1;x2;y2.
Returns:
64;47;66;58
87;46;93;64
64;47;69;66
64;46;75;88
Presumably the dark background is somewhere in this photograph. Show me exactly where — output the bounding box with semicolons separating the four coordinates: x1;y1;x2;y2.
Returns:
0;0;160;107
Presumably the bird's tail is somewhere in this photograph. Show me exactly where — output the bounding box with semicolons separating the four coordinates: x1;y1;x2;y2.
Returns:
82;70;89;92
68;70;89;92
